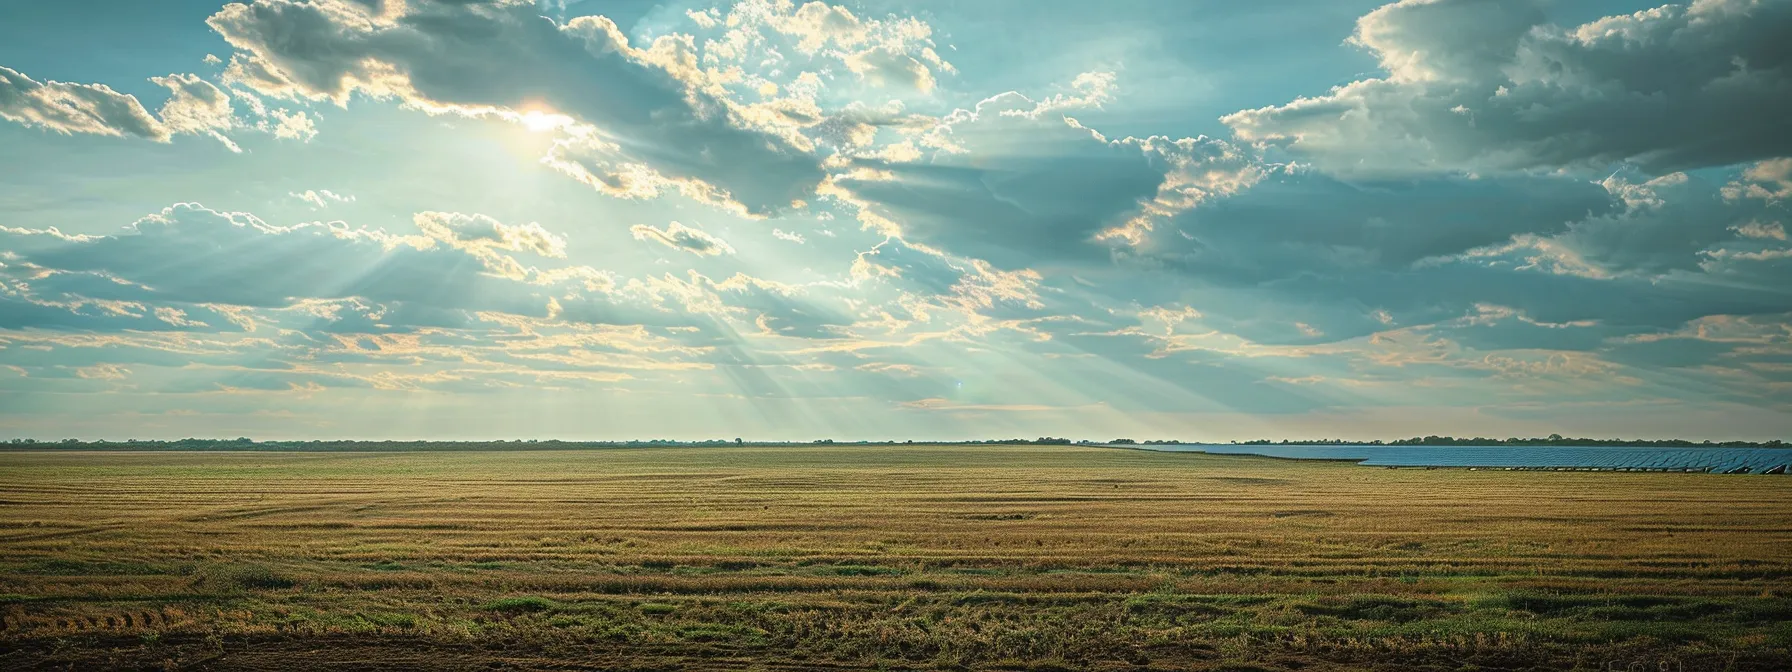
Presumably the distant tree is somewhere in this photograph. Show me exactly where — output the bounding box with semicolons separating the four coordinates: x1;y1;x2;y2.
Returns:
1110;438;1136;445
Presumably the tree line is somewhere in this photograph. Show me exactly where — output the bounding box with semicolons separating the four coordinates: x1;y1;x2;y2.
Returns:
1237;434;1786;448
4;434;1783;451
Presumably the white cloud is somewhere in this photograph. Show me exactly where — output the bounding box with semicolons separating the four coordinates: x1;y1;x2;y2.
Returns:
75;363;131;380
151;73;240;152
268;108;316;141
0;65;169;141
686;8;721;29
630;221;735;256
1724;158;1792;203
289;189;354;209
697;0;953;93
1734;221;1787;241
415;211;568;259
772;228;806;244
0;66;255;150
1012;71;1117;119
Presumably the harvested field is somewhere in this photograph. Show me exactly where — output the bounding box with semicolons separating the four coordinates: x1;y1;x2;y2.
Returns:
1;444;1789;670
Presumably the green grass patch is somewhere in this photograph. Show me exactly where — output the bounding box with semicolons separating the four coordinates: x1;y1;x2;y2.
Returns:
483;596;557;613
194;564;298;591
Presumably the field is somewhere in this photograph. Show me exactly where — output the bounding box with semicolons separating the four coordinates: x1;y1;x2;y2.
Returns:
2;445;1790;671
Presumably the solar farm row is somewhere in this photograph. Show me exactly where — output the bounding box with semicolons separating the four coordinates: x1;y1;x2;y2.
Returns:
1129;444;1791;474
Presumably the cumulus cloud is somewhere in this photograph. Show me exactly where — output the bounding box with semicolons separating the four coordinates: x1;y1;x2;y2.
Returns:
630;221;735;256
1224;0;1792;175
697;0;953;92
1735;221;1787;241
289;189;354;209
805;98;935;152
0;65;169;141
1725;157;1792;203
415;211;567;259
206;0;825;215
151;73;239;151
1019;72;1117;119
0;65;256;150
268;108;316;141
841;46;939;92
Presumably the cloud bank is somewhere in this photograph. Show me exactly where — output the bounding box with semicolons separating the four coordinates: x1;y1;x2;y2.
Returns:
1224;0;1792;175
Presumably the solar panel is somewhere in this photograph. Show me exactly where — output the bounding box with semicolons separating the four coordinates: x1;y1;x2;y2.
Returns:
1130;444;1791;475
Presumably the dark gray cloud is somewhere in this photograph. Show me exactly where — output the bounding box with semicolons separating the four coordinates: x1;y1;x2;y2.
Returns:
1559;171;1759;276
1151;167;1617;283
837;92;1168;266
206;0;825;215
1225;0;1792;175
1241;262;1792;345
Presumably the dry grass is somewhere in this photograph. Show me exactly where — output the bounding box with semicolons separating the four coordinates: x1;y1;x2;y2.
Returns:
1;444;1789;670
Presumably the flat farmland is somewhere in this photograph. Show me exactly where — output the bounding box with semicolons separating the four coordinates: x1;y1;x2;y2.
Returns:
1;445;1789;670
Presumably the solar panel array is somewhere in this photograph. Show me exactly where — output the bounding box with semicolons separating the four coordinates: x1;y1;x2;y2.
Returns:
1128;444;1791;474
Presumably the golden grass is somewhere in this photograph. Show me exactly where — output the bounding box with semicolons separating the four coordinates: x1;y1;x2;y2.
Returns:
1;445;1789;670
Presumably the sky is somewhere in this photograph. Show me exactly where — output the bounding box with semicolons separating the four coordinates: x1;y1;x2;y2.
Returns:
1;0;1790;442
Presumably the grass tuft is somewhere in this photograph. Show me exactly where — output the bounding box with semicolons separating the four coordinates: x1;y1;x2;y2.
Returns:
482;596;556;613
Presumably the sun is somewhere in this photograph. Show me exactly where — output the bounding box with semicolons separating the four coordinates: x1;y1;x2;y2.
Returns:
516;108;571;133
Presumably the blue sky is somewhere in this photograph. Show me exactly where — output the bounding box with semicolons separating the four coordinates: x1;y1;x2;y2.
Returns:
1;0;1789;441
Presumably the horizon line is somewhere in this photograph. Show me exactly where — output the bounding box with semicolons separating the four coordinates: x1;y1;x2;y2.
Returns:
5;435;1788;448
